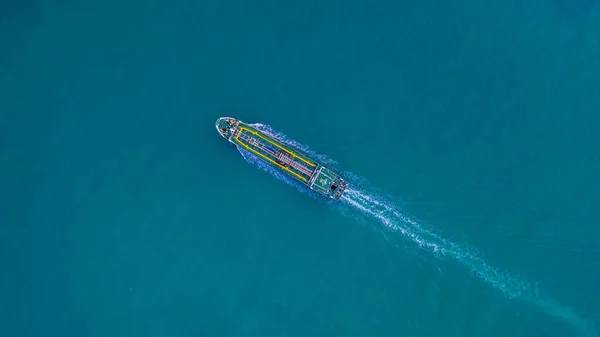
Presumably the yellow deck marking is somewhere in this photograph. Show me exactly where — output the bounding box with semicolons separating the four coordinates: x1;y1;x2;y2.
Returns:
252;130;315;166
235;130;308;182
240;126;316;167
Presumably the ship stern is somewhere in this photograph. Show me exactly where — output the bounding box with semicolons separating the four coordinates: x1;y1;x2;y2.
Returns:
333;179;348;200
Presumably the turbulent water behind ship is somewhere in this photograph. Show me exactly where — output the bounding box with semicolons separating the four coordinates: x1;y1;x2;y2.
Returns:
236;123;596;337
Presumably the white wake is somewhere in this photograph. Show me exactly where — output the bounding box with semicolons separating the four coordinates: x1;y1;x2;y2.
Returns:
236;123;596;337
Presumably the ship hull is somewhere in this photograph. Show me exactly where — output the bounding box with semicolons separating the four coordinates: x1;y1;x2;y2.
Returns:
216;117;347;200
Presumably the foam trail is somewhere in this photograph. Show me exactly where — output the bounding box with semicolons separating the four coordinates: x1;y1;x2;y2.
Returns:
340;188;596;337
236;124;596;337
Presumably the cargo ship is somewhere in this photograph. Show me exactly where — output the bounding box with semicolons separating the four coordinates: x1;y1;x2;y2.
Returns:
216;117;348;200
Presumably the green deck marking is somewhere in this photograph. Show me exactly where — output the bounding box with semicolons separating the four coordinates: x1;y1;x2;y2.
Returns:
216;117;347;200
313;169;333;191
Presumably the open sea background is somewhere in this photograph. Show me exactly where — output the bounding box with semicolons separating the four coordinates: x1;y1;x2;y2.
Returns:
1;0;599;336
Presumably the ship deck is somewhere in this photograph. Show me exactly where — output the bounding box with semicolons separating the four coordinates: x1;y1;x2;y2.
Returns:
232;124;318;183
310;167;337;194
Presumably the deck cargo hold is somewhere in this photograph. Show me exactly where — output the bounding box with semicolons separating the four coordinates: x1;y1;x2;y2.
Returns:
216;117;347;200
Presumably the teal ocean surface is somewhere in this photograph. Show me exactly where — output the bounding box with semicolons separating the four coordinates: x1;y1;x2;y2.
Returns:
1;0;599;336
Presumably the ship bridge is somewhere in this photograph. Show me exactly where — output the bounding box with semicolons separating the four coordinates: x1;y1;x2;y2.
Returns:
219;119;347;200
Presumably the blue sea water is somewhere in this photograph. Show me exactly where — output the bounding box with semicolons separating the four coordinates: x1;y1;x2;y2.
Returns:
1;0;600;336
